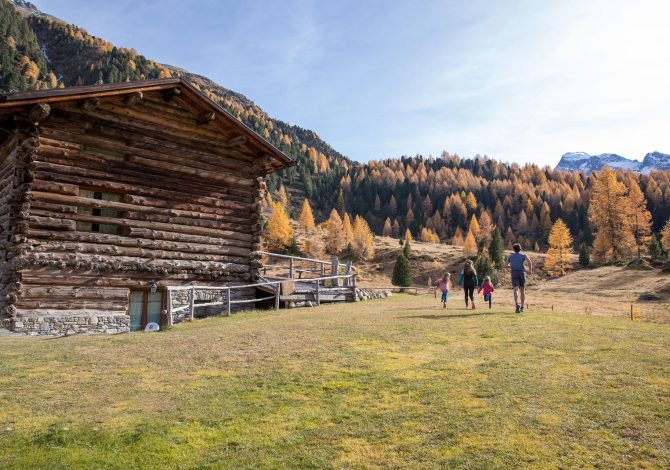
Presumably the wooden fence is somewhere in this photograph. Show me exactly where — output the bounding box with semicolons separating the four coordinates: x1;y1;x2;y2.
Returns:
165;273;357;324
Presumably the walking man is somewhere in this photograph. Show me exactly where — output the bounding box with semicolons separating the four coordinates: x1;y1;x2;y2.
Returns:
507;243;532;313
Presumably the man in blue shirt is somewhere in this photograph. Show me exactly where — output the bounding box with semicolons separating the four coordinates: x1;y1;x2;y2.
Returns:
507;243;532;313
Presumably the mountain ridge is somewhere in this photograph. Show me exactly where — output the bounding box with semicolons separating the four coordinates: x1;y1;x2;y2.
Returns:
556;151;670;174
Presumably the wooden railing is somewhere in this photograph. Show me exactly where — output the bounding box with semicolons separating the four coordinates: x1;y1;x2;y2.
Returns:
257;251;356;283
165;273;357;324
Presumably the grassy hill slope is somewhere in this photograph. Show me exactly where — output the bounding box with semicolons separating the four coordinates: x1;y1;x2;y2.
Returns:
0;297;668;468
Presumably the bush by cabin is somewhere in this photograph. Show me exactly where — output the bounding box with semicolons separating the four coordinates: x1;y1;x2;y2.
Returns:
0;78;293;335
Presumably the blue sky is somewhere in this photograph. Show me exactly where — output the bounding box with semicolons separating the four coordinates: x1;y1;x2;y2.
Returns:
34;0;670;166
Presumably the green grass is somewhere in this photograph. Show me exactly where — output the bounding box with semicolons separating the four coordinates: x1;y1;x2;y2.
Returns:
1;295;669;469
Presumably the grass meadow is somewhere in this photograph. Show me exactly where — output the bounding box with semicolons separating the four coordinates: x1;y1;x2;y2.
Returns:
0;294;669;469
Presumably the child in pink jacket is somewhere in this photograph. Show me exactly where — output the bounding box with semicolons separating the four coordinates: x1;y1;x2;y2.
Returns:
478;276;495;310
434;273;451;309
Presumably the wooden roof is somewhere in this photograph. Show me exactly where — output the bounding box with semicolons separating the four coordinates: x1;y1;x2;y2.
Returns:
0;78;294;170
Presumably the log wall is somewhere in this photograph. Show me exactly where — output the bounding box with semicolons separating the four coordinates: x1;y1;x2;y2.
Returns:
2;92;268;335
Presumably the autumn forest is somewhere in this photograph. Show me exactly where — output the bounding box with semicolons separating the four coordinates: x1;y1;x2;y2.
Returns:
3;0;670;274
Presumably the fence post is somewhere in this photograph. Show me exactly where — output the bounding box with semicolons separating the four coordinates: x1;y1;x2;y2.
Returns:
166;287;173;326
189;286;195;321
226;287;231;316
331;256;340;287
289;257;294;279
630;304;633;320
275;282;281;310
316;279;320;306
351;274;357;301
320;263;325;277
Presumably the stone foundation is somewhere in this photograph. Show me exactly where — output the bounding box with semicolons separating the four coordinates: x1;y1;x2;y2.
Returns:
3;314;130;336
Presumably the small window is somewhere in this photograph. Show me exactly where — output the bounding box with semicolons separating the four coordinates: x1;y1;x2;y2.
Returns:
76;190;122;234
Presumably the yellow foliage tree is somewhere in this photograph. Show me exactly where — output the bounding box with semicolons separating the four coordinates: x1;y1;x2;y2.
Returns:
478;211;495;245
277;184;289;208
353;216;375;260
469;214;481;241
661;219;670;253
545;219;573;276
420;228;439;243
589;168;636;263
265;201;293;251
462;230;477;257
342;213;355;247
303;230;326;259
323;209;345;253
382;217;393;237
452;227;464;246
627;178;652;258
404;228;413;241
298;198;315;233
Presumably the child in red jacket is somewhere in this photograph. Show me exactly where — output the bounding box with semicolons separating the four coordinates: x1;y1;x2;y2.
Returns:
478;276;495;310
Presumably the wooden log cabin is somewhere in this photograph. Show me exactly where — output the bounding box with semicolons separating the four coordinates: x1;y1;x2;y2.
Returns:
0;78;293;335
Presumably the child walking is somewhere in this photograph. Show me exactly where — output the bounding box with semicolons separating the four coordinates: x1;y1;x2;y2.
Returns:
458;260;479;309
478;276;495;310
434;273;451;308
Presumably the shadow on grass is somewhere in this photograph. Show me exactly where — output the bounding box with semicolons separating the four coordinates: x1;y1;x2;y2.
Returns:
397;312;501;320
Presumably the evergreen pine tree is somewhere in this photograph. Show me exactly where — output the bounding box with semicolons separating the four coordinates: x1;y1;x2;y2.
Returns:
579;242;590;267
287;237;303;256
489;229;505;269
648;235;662;263
403;239;412;259
391;253;413;287
475;255;493;281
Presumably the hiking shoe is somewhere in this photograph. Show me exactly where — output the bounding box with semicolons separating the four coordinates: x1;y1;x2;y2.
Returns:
515;304;521;313
472;303;476;310
520;306;525;313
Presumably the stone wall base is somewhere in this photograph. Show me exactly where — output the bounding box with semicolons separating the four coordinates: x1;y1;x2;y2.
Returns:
3;315;130;336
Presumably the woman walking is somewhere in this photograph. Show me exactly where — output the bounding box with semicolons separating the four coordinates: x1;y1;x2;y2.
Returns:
458;260;479;309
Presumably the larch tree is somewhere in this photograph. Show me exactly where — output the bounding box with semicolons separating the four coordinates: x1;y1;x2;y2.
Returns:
277;184;289;208
298;198;315;233
545;219;573;276
265;201;293;251
469;214;481;241
452;227;465;246
462;230;478;257
420;228;439;243
661;219;670;253
478;211;495;246
626;178;652;258
353;216;375;260
324;209;345;252
392;219;400;237
404;228;413;241
589;168;636;263
342;213;355;247
382;217;393;237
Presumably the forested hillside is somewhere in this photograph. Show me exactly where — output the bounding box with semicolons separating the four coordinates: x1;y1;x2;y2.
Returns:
0;0;57;92
3;0;670;257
